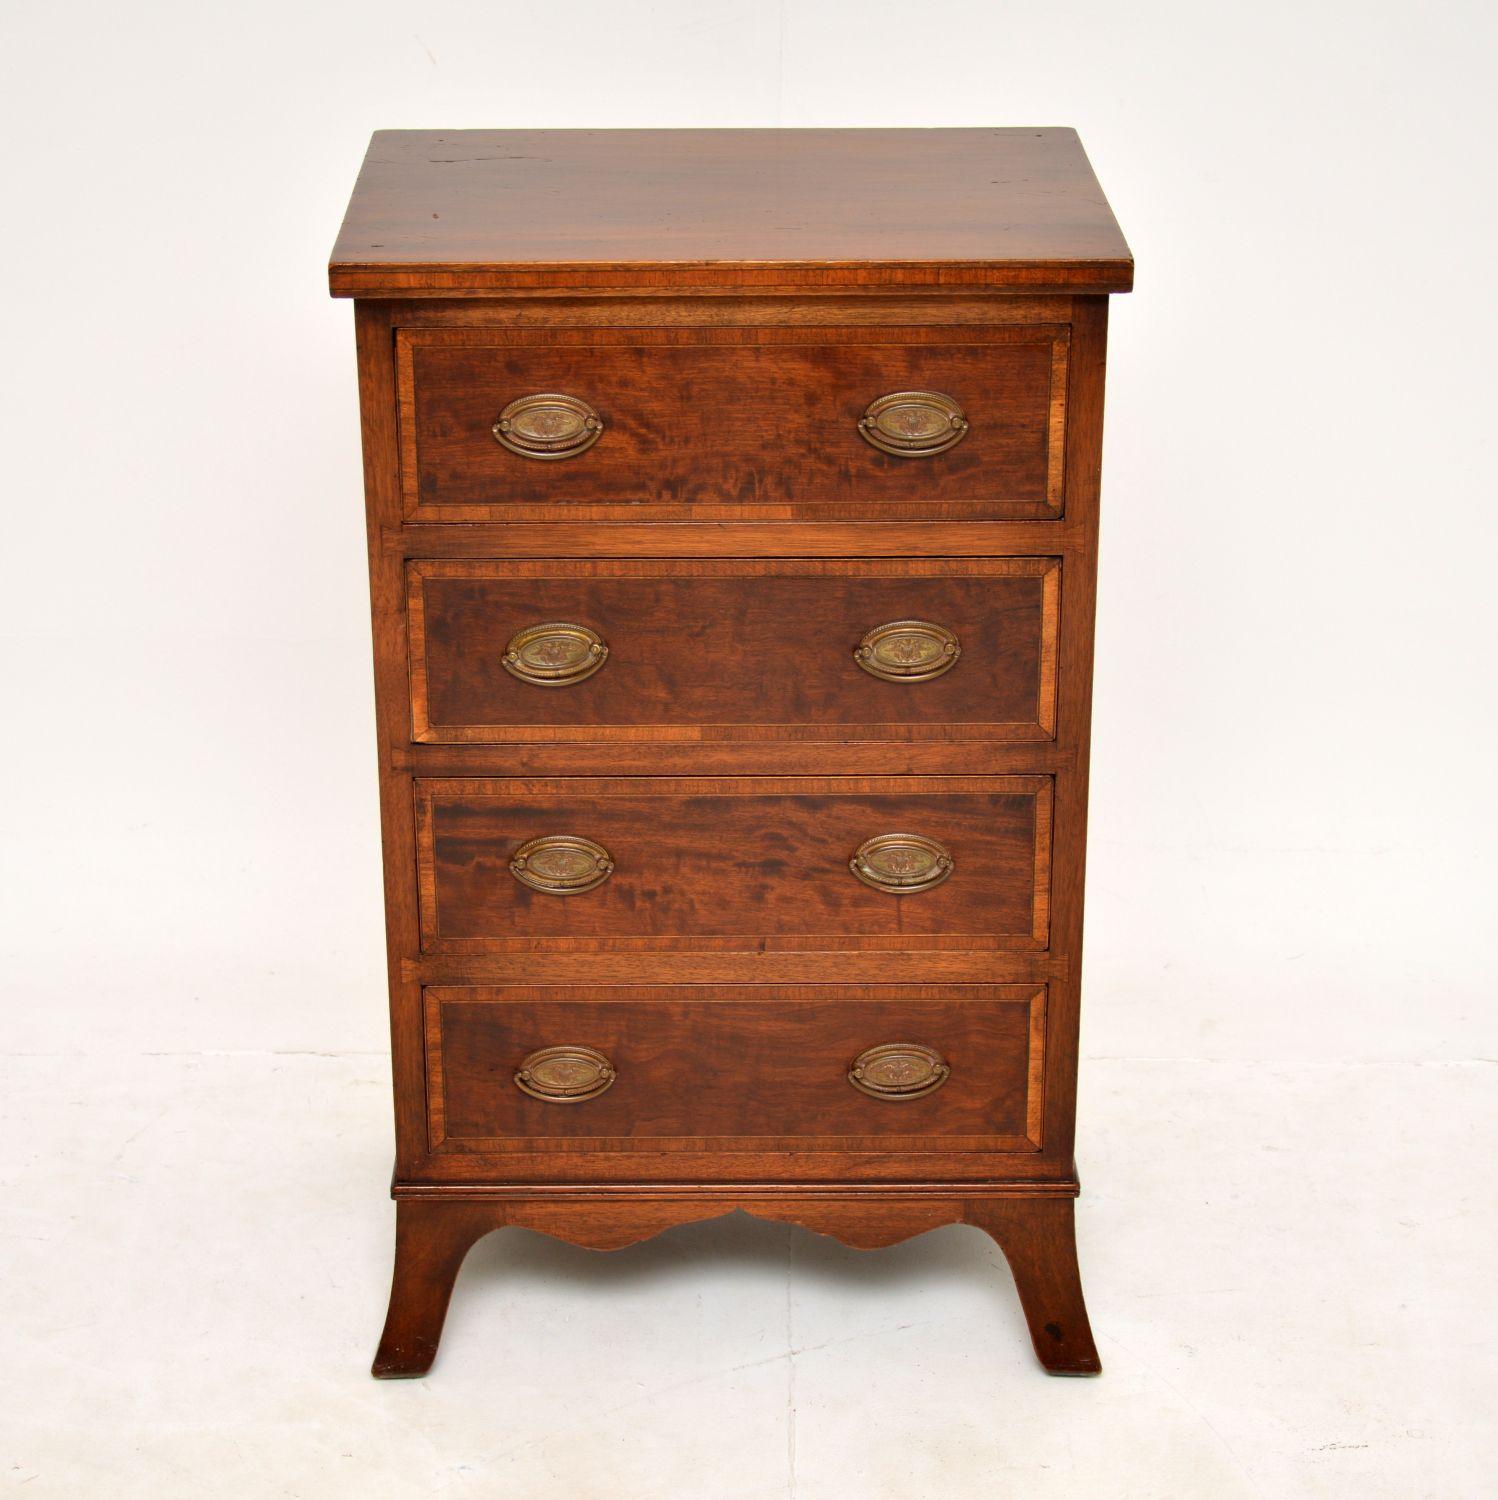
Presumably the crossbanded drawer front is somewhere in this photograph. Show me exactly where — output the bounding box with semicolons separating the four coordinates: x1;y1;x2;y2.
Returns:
407;558;1060;744
414;776;1051;954
396;324;1068;522
423;985;1047;1154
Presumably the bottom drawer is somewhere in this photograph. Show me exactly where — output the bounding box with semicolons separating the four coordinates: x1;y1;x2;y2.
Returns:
425;985;1046;1156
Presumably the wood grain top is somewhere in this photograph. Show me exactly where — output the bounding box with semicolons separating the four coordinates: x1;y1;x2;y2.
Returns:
330;128;1132;296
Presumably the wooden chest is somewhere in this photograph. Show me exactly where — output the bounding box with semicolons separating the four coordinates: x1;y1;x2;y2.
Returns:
330;128;1132;1377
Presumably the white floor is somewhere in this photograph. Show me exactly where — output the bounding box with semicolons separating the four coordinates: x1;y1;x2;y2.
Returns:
3;1045;1491;1498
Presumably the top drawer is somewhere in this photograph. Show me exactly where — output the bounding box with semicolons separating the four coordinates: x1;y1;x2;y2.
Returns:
395;324;1069;523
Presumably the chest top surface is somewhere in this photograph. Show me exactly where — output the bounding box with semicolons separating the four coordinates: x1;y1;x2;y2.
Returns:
329;127;1131;297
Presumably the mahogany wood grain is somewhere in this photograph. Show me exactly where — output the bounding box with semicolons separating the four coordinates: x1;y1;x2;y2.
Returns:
966;1196;1101;1374
407;558;1059;744
1039;296;1108;1165
372;1199;496;1378
425;986;1046;1152
386;519;1094;560
332;129;1132;298
398;324;1066;522
394;741;1076;779
354;303;428;1177
397;1147;1079;1188
415;776;1051;952
406;952;1071;987
340;128;1128;1380
398;294;1077;326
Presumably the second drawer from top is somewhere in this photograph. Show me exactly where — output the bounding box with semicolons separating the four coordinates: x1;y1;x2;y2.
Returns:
407;558;1061;743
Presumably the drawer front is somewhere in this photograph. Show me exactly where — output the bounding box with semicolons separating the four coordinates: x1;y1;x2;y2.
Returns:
408;558;1059;744
397;324;1068;522
425;986;1046;1155
415;776;1051;954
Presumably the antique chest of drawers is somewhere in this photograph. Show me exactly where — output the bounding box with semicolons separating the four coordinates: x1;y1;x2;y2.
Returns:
329;128;1132;1377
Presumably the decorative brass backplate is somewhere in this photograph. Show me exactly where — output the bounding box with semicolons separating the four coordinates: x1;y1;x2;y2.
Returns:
849;832;954;894
854;619;962;682
510;834;615;895
849;1042;950;1100
858;390;969;457
492;393;603;459
514;1045;617;1102
503;622;609;687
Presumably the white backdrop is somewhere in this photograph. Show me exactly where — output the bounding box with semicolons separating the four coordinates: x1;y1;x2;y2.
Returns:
4;0;1492;1064
2;3;1495;1493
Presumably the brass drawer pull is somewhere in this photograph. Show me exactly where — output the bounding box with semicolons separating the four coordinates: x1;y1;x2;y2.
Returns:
510;834;615;895
515;1045;616;1102
849;1042;950;1100
504;622;609;687
855;620;961;682
858;390;969;457
492;393;603;459
849;833;954;894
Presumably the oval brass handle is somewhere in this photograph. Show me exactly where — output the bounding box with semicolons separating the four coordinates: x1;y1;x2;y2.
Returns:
492;393;603;459
849;1042;950;1100
855;620;961;682
510;835;615;895
515;1045;616;1102
849;833;954;894
504;622;609;687
858;391;969;457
